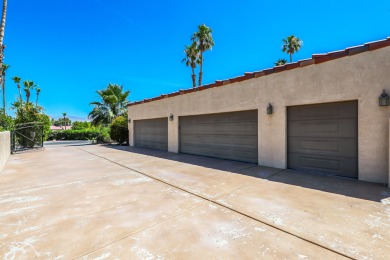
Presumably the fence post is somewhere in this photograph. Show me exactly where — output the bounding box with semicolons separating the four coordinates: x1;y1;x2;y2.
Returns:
10;130;14;154
41;125;44;148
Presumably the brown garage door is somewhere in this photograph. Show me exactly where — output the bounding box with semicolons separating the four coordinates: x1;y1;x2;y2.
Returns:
134;118;168;150
288;101;358;178
179;110;258;163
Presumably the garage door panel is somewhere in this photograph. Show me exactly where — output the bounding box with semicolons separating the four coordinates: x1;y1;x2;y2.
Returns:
288;101;357;120
134;118;168;150
288;119;357;138
288;153;358;178
180;122;257;136
181;136;257;150
288;101;358;178
180;110;258;163
288;137;357;157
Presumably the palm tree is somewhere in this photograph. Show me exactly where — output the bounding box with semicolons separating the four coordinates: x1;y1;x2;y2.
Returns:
12;76;22;100
282;35;303;63
0;0;7;88
1;63;9;114
88;103;114;126
89;84;130;126
191;24;214;86
274;59;287;66
36;87;41;105
182;42;199;88
62;112;67;130
23;80;36;103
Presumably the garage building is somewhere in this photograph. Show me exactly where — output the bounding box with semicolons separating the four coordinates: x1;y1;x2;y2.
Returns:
128;37;390;186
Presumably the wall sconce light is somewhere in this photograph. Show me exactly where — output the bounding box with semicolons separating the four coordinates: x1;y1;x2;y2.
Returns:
267;103;273;115
169;114;174;121
128;118;131;123
379;90;390;106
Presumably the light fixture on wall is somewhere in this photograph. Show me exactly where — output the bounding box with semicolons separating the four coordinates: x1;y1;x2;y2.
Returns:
379;90;390;106
128;118;131;123
267;103;273;114
169;114;174;121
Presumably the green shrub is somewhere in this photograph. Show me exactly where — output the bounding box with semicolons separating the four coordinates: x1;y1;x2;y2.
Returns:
0;109;14;131
96;127;111;143
47;129;113;143
110;116;128;144
48;129;101;141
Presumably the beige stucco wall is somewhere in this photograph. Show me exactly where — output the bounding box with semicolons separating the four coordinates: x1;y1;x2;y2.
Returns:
0;131;11;172
128;46;390;184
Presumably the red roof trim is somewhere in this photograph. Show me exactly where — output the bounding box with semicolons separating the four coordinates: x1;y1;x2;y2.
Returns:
128;37;390;107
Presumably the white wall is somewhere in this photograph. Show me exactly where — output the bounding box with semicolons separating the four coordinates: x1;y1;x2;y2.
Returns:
0;131;11;172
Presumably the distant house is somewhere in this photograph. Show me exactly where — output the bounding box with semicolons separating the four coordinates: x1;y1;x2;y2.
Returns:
50;125;72;131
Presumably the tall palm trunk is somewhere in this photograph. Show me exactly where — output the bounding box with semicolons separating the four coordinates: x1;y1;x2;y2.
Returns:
2;74;5;113
198;51;203;86
290;53;292;63
17;84;22;100
191;67;196;88
0;0;7;115
26;91;30;103
36;93;39;105
0;0;6;47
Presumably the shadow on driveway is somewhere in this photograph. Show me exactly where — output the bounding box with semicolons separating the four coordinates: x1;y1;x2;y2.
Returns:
101;145;390;203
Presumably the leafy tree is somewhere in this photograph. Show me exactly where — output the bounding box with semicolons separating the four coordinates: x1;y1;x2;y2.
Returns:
11;81;50;140
110;116;128;145
1;63;8;114
282;35;303;63
72;121;90;130
191;24;214;86
89;84;130;126
12;76;21;100
274;59;287;66
0;108;12;131
52;117;71;127
182;42;199;88
12;101;50;140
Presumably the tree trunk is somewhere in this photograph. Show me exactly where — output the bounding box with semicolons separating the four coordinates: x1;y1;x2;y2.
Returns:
36;94;38;105
290;53;292;63
0;0;7;47
17;84;22;100
0;0;7;88
198;51;203;86
191;67;196;88
2;74;5;114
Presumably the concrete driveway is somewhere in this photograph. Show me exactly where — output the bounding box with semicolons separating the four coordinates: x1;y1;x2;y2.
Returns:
0;145;389;259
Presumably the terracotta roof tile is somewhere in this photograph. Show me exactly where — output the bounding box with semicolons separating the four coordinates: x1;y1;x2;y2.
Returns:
346;45;369;56
128;37;390;107
299;59;315;67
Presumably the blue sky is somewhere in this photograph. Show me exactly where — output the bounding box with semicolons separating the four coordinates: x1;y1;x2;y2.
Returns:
3;0;390;120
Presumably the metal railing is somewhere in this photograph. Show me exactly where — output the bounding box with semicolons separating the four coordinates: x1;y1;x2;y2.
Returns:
11;122;44;153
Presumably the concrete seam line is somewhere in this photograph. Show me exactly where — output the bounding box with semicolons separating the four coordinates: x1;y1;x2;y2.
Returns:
78;147;355;259
76;201;208;259
265;169;286;179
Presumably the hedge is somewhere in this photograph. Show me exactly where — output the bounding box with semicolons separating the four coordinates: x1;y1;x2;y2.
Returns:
47;129;110;142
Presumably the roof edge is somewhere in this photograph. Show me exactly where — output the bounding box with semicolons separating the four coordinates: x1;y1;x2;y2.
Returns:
128;37;390;107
